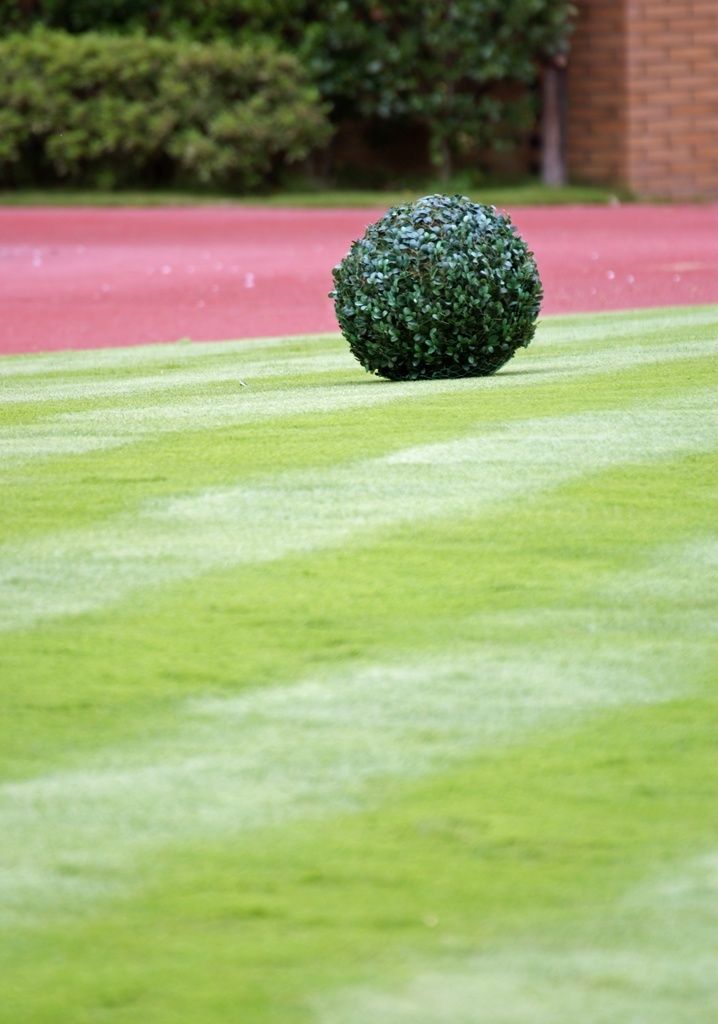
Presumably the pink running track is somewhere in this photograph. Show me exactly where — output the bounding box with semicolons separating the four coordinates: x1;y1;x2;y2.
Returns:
1;203;716;354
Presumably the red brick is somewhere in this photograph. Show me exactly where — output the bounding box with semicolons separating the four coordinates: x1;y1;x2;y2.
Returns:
667;157;718;173
668;45;718;63
665;130;718;146
633;30;695;50
686;17;718;36
689;1;718;15
633;89;694;105
687;30;718;45
680;104;718;118
667;73;718;90
626;107;671;124
634;145;696;163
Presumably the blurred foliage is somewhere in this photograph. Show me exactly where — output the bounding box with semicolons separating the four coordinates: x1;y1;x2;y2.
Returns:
0;2;574;186
0;0;308;41
303;1;574;179
0;29;331;190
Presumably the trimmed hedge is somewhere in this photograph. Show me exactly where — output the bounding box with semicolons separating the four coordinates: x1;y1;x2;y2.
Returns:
331;194;543;381
1;3;575;184
0;29;331;189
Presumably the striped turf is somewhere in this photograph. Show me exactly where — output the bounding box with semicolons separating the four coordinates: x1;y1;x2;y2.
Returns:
1;305;717;1023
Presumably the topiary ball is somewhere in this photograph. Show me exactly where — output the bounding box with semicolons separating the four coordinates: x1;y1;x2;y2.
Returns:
330;193;543;381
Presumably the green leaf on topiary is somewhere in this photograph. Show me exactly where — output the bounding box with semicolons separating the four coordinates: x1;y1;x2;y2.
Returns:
330;194;543;381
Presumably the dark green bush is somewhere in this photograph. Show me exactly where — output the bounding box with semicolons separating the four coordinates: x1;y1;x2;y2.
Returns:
331;194;543;381
0;29;331;190
303;0;574;179
0;0;309;41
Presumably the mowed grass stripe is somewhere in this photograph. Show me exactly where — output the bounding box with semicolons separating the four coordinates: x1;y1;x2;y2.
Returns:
1;310;716;550
319;849;718;1024
2;326;714;412
0;331;335;379
1;347;352;408
0;307;716;1021
3;444;715;787
2;307;716;460
306;700;718;1024
1;439;716;924
2;389;717;632
2;303;716;384
4;334;717;451
1;350;715;551
2;696;718;1024
3;530;713;924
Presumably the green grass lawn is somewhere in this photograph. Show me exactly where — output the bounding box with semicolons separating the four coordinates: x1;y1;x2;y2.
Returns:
0;181;624;209
1;306;717;1022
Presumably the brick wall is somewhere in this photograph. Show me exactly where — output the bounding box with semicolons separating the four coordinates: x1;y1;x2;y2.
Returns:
567;0;718;199
566;0;629;186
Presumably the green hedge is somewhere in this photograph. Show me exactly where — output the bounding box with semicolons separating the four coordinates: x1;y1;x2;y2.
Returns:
0;3;574;187
303;0;574;179
0;0;308;41
0;29;331;190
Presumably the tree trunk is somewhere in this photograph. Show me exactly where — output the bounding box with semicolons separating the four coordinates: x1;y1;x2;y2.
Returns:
541;61;567;187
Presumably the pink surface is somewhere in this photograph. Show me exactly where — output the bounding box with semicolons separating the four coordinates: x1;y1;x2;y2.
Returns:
1;203;717;354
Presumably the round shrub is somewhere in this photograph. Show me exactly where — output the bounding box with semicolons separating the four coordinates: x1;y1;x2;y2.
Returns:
330;193;543;381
